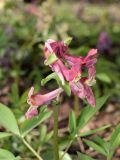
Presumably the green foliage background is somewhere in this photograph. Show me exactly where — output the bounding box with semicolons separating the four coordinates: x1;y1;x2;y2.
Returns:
0;0;120;159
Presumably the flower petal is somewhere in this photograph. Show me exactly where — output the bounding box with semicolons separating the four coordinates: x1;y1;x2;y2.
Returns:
51;61;65;85
56;60;81;82
29;88;63;107
88;66;96;80
25;106;38;119
84;85;96;107
64;54;83;65
87;49;98;58
28;86;34;98
45;41;53;53
26;87;63;119
70;81;85;99
84;49;98;67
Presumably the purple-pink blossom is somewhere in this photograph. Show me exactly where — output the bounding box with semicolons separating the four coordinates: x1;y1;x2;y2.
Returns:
25;87;63;119
44;39;97;106
97;32;112;52
25;38;98;119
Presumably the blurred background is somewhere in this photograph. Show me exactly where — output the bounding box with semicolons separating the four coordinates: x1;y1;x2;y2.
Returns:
0;0;120;159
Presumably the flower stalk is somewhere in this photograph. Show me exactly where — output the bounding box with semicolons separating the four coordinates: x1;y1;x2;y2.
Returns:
22;138;43;160
53;102;60;160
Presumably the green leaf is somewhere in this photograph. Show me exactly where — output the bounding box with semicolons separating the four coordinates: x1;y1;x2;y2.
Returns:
110;123;120;149
80;125;110;137
44;53;58;65
69;110;76;133
64;37;72;46
14;156;21;160
62;81;71;96
93;136;109;153
41;73;57;86
83;139;107;156
21;107;52;137
39;125;47;143
109;123;120;158
77;152;96;160
0;103;20;135
0;149;16;160
74;96;109;136
45;131;53;142
20;89;29;104
59;136;70;150
10;84;19;107
96;73;111;84
42;151;54;160
41;73;71;96
0;132;12;139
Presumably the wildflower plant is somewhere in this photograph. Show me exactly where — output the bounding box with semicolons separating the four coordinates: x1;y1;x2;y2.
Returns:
26;37;97;119
0;38;119;160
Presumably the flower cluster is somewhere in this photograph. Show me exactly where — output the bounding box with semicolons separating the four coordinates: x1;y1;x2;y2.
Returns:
25;38;98;119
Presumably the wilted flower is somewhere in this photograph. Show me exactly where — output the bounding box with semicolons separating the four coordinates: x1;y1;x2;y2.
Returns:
44;39;98;106
67;49;97;106
64;48;97;68
70;66;96;106
45;39;97;68
44;39;81;83
25;87;63;119
25;38;98;119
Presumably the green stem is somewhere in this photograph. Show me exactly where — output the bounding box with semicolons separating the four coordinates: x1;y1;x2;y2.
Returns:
107;150;113;160
107;155;112;160
74;96;80;117
107;157;110;160
53;103;59;160
22;138;43;160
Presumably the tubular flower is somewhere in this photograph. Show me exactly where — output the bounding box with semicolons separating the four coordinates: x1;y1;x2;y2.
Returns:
44;39;81;85
45;39;66;85
55;60;81;82
83;49;98;68
70;78;96;107
44;39;98;107
25;87;63;119
45;39;83;66
70;65;96;106
45;39;97;69
64;49;98;68
25;39;98;119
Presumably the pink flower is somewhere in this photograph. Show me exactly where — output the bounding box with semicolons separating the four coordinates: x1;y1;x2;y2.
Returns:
49;60;81;85
45;39;83;66
44;39;65;85
45;39;68;59
64;49;98;68
25;87;63;119
70;77;96;107
83;49;98;68
44;40;80;85
45;39;97;66
51;60;65;85
44;39;97;106
45;39;98;69
70;65;96;106
55;60;81;82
